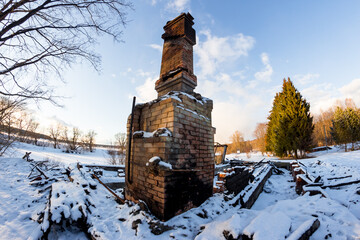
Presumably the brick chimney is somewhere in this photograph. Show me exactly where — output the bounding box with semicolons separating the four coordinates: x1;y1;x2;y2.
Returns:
125;13;215;221
155;13;197;97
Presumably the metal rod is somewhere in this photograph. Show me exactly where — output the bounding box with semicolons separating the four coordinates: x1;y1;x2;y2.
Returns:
92;174;125;204
127;96;136;184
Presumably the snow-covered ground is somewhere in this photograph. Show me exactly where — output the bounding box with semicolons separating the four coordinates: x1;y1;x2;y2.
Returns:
0;142;360;239
6;142;110;165
226;151;276;162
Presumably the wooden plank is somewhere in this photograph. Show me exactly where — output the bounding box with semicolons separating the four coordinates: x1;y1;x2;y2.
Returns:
327;175;352;180
80;164;125;172
242;165;272;209
322;179;360;188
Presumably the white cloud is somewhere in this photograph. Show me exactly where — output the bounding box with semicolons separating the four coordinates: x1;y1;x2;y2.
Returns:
33;113;72;132
199;73;245;98
136;69;152;78
205;14;215;25
254;53;273;83
213;95;266;143
301;83;339;113
340;78;360;106
195;30;255;77
166;0;190;12
297;78;360;114
149;44;162;53
196;72;271;143
135;76;157;103
293;73;320;85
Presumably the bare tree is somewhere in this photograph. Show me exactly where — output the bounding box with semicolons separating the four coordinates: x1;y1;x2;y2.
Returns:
107;148;120;165
107;132;126;165
82;130;96;152
0;0;132;102
28;121;40;145
253;122;267;154
115;132;127;153
63;126;82;153
0;97;24;155
228;130;252;154
14;111;36;143
49;123;62;149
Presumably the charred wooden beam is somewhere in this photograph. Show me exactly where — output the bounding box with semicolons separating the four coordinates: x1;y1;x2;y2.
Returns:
287;218;320;240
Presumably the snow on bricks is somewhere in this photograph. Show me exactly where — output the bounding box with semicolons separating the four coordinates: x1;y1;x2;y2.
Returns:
146;156;173;170
133;127;173;138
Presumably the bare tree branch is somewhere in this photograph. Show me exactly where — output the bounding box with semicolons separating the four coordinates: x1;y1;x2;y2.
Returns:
0;0;132;102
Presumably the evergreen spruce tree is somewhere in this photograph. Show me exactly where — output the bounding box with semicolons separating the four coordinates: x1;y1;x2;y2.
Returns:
347;107;360;149
331;107;360;151
266;78;314;158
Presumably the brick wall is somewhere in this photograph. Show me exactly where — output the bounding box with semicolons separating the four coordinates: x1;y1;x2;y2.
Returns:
125;92;215;220
160;38;194;78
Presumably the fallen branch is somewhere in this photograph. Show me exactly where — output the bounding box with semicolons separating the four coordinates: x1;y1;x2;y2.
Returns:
34;165;49;180
22;152;32;161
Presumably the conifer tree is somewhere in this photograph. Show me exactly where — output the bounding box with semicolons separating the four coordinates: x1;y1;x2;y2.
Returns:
266;78;314;158
331;107;360;151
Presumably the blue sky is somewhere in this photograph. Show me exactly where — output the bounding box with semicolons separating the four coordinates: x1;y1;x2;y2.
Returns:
30;0;360;144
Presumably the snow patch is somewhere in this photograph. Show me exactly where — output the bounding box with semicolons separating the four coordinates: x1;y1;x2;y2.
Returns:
146;156;172;169
243;211;291;240
133;128;172;138
176;104;210;120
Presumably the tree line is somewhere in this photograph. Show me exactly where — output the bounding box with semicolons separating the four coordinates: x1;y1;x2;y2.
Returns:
0;96;129;160
48;123;97;153
0;96;99;154
227;78;360;159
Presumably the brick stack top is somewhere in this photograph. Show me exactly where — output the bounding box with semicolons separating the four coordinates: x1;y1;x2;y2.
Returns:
155;13;197;97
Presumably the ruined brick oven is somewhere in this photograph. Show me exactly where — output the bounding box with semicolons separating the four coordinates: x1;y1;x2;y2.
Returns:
125;13;215;221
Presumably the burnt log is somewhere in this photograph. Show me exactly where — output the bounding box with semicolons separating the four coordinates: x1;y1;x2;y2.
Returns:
287;218;320;240
225;168;252;195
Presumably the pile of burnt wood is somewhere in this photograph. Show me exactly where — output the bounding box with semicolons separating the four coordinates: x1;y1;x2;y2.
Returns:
290;160;360;196
214;166;255;194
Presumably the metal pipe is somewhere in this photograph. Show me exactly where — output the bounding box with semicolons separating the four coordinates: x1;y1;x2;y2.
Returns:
222;145;228;164
127;96;136;184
